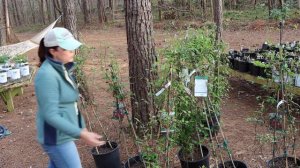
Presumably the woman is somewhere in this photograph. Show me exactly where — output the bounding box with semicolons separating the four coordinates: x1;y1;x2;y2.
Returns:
35;27;105;168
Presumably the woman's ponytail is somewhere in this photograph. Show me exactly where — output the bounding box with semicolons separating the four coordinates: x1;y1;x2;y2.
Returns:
38;38;46;66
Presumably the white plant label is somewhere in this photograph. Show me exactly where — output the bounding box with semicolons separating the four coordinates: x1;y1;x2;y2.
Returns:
194;76;208;97
155;81;172;96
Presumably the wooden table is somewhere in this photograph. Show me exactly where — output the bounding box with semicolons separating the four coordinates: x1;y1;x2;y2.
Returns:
229;69;300;95
0;68;35;112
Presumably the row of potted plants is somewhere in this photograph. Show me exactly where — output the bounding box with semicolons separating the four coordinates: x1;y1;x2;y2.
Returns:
82;35;300;167
228;41;300;87
246;43;300;168
0;54;30;84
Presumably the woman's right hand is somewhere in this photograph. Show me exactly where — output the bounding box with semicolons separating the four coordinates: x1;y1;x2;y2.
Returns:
80;129;106;147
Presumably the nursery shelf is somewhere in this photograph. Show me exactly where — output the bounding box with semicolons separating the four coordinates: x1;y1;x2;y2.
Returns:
0;67;36;112
229;69;300;96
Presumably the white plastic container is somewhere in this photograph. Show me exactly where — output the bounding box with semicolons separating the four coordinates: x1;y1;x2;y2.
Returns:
20;64;30;76
10;68;20;80
0;71;7;84
295;74;300;87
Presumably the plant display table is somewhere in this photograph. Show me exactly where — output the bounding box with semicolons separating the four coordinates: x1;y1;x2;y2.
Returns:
0;67;35;112
229;69;300;95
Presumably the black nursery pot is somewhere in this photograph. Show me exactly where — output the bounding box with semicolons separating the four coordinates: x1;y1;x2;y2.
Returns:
228;57;234;69
178;145;210;168
249;63;260;76
233;59;239;70
124;155;144;168
217;160;248;168
259;67;271;78
92;141;121;168
267;156;300;168
238;61;249;72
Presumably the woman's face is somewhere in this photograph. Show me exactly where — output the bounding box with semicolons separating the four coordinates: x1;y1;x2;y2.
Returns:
49;47;75;64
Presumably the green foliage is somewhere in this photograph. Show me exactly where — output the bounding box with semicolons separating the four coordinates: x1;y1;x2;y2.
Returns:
252;60;270;68
12;54;28;63
104;60;126;101
224;4;269;21
74;45;95;104
0;55;9;64
270;4;290;21
156;28;229;155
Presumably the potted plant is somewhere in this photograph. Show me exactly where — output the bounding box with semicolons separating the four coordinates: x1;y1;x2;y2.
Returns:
157;28;234;168
12;54;30;77
0;55;9;67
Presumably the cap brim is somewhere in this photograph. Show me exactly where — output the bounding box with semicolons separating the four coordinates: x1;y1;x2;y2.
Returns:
59;38;82;51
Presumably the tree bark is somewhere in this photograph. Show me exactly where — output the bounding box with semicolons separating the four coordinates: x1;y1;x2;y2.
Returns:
97;0;105;26
62;0;79;39
40;0;47;24
82;0;91;24
28;0;37;24
3;0;11;42
46;0;53;22
125;0;158;130
0;0;6;46
214;0;223;43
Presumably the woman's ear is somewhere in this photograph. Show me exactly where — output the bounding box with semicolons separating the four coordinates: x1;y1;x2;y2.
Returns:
48;48;56;56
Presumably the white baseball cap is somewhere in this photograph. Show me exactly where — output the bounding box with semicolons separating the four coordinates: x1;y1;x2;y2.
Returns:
44;27;82;50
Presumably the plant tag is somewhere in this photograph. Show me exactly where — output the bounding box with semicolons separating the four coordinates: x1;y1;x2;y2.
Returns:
155;81;171;96
189;69;196;77
194;76;208;97
276;100;286;110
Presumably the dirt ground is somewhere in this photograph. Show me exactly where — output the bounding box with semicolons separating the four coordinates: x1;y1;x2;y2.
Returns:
1;22;300;168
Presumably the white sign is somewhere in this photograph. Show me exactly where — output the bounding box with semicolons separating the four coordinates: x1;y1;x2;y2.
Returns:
194;76;208;97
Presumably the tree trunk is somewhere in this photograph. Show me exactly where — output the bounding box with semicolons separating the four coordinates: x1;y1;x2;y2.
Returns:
97;0;105;26
40;0;47;24
10;0;18;26
201;0;207;20
214;0;223;43
268;0;272;17
232;0;237;9
0;0;6;46
13;0;22;25
54;0;62;19
82;0;91;24
46;0;52;22
158;0;164;21
125;0;158;131
62;0;79;39
3;0;11;42
210;0;214;20
28;0;37;24
298;0;300;9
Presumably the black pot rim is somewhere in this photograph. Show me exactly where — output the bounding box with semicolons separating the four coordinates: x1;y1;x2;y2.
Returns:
267;156;300;166
91;141;119;156
217;160;247;168
178;145;210;163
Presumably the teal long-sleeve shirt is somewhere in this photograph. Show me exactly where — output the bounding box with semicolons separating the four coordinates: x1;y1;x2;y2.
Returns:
34;58;86;145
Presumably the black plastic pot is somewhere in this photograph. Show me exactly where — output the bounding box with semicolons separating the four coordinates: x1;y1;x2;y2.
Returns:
217;160;248;168
92;141;121;168
124;155;145;168
178;145;210;168
267;156;300;168
249;63;259;76
238;61;249;72
233;59;239;70
228;57;234;69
